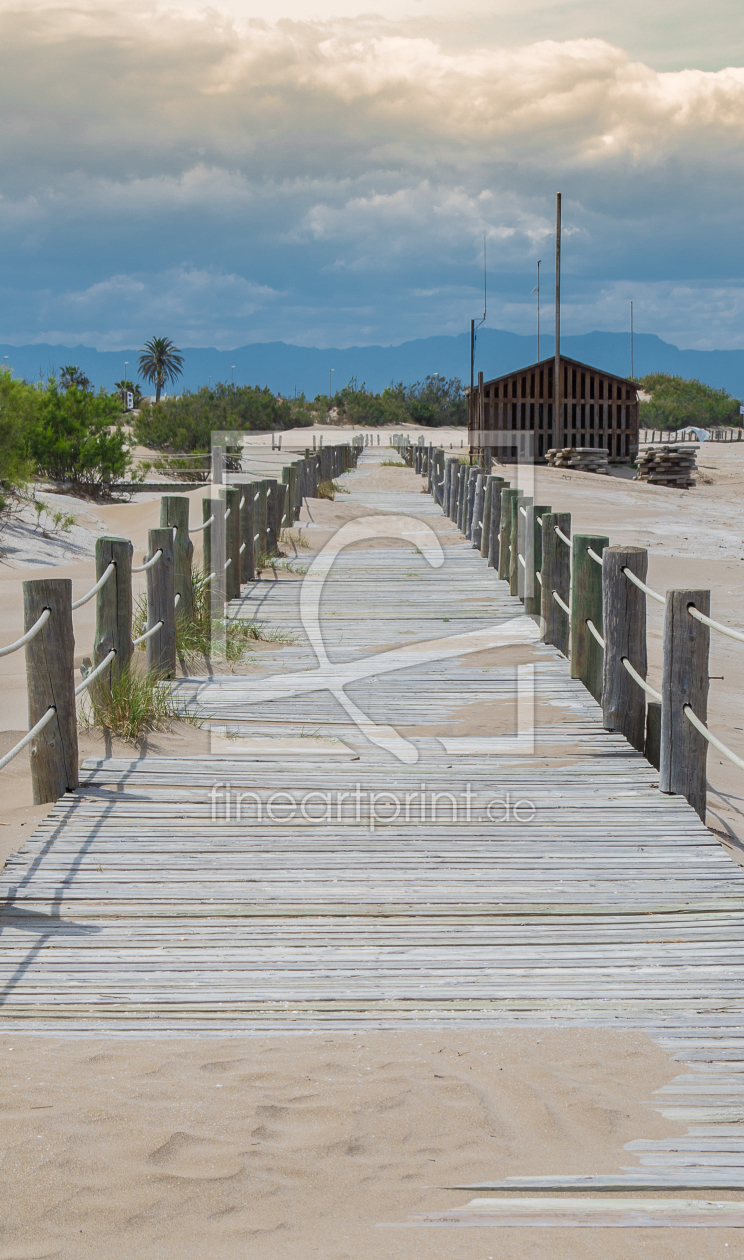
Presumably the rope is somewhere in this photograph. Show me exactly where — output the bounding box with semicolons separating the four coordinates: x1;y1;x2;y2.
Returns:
622;567;664;605
536;515;543;527
74;648;116;695
239;497;245;509
536;571;542;585
224;557;232;568
519;505;527;518
224;507;230;519
621;656;661;701
586;618;605;649
174;592;181;608
203;572;216;586
552;590;570;615
239;542;246;553
190;515;214;532
684;705;744;770
132;621;163;647
0;607;51;658
688;603;744;645
254;533;260;542
71;562;115;610
554;525;571;546
132;549;162;573
518;553;526;569
0;706;57;772
586;547;603;566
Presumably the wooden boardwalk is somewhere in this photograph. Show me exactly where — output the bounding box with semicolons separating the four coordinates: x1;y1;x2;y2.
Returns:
3;448;744;1211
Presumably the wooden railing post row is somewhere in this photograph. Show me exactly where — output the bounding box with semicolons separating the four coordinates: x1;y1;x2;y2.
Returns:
660;588;711;820
23;577;79;804
541;513;571;656
145;527;176;679
525;505;550;617
602;545;648;753
94;536;134;680
160;496;193;621
570;533;609;702
472;473;485;550
221;486;241;599
239;487;255;582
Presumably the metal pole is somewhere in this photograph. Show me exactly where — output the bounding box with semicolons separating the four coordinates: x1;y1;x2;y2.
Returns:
630;300;634;379
555;192;561;446
536;260;541;361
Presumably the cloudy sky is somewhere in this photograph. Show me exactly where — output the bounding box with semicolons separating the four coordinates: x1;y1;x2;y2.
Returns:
1;0;744;352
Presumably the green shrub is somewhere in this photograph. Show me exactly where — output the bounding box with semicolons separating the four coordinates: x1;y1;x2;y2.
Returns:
0;370;34;504
321;374;466;428
639;374;741;430
25;383;130;490
132;382;308;453
78;660;201;744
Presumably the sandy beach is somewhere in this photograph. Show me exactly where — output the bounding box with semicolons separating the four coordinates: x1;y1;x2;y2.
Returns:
1;427;743;1256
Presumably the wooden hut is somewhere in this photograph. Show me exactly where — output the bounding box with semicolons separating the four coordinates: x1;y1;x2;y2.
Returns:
467;355;639;464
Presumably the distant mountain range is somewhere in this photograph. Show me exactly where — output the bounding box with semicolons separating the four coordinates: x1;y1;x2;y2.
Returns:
2;329;743;399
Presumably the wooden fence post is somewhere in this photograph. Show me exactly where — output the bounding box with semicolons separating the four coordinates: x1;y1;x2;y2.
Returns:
443;459;452;514
472;474;485;549
222;487;241;601
457;466;468;531
498;488;518;581
23;577;78;805
509;491;525;596
465;468;478;538
94;536;133;680
145;527;176;679
571;533;609;702
239;489;255;582
541;512;571;656
487;477;505;568
160;496;193;622
660;589;710;820
645;702;661;770
479;478;492;558
525;505;550;618
265;480;280;556
602;545;648;752
515;496;533;601
253;481;268;558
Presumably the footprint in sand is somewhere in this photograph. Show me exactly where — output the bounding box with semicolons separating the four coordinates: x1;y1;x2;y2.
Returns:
148;1132;244;1179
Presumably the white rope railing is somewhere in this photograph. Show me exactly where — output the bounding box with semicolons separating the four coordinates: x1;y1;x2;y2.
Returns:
254;533;260;542
0;706;57;772
0;608;51;658
587;547;603;566
621;656;661;701
224;507;230;519
191;515;214;532
518;553;526;569
174;592;181;608
132;549;162;573
74;649;116;696
239;497;245;509
132;621;163;647
586;618;605;649
688;604;744;645
683;705;744;771
71;562;115;610
554;525;571;547
224;557;232;568
536;571;542;585
239;542;246;553
519;505;527;518
553;590;570;615
622;567;664;605
203;572;216;586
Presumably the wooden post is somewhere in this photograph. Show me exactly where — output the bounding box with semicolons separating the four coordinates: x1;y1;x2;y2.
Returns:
541;512;571;656
221;487;241;601
94;536;133;680
239;489;255;582
472;474;485;550
160;496;193;622
265;479;280;555
660;589;710;820
281;467;291;526
516;496;533;602
479;478;492;558
466;468;479;538
498;488;518;581
602;545;648;752
443;459;452;514
645;701;661;770
487;477;505;568
145;527;176;679
571;533;609;702
509;491;524;596
275;483;287;543
525;505;550;617
253;481;268;559
457;466;467;531
23;577;78;805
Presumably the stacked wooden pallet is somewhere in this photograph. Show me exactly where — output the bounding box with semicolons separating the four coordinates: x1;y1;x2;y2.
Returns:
635;444;698;488
546;447;610;474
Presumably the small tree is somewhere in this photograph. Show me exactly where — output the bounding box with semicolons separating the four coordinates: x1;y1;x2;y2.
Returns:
639;374;741;429
0;370;33;508
138;337;184;403
114;379;143;407
26;383;132;493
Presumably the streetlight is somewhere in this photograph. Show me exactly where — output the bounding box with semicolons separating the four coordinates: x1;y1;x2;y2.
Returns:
231;365;235;385
124;360;128;384
329;368;334;399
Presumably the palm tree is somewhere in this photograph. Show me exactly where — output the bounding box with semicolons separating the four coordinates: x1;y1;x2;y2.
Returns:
138;337;184;403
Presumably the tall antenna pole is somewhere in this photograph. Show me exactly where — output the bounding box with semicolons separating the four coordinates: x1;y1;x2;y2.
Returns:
536;260;541;360
630;300;634;379
470;318;475;392
555;192;561;443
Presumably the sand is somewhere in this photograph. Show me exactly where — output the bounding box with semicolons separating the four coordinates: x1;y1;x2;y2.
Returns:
3;1028;735;1260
